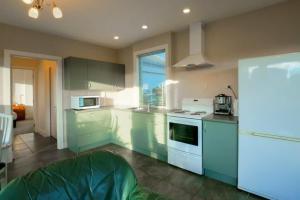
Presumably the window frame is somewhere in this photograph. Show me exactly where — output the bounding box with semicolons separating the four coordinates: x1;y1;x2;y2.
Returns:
133;44;170;109
138;49;166;107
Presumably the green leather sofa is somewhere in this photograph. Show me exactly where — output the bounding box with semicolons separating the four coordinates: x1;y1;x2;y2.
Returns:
0;151;166;200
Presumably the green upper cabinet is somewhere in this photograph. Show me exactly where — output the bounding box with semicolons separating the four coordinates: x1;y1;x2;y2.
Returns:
203;120;238;186
111;63;125;90
64;57;88;90
64;57;125;91
87;60;111;90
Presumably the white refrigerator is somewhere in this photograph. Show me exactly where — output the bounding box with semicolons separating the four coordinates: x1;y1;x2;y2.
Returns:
238;52;300;200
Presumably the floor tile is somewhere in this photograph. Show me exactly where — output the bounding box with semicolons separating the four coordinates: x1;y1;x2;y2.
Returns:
8;136;264;200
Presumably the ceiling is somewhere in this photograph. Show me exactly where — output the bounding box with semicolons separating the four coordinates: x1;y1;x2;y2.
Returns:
0;0;287;49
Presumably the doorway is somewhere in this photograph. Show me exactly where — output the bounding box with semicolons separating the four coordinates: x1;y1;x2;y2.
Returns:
3;50;64;162
11;56;57;139
11;67;35;134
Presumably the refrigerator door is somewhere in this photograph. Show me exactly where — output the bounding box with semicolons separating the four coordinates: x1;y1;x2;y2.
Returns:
239;52;300;139
238;52;300;199
239;134;300;200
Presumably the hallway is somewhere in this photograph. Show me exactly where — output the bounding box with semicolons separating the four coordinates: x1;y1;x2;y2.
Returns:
8;133;73;180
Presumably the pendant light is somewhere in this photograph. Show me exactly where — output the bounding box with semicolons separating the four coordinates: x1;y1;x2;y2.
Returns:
28;6;39;19
52;2;63;18
22;0;63;19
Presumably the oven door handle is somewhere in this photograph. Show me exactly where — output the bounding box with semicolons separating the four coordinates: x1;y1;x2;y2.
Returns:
167;119;201;126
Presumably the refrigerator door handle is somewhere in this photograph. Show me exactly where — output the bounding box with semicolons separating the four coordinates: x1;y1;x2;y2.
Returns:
239;130;300;143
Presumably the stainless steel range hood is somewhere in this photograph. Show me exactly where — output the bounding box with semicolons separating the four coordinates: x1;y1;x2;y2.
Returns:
174;22;213;68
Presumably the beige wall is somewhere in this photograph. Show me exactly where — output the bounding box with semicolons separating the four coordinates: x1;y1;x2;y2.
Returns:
0;22;118;113
0;23;117;64
205;0;300;63
118;0;300;108
173;0;300;106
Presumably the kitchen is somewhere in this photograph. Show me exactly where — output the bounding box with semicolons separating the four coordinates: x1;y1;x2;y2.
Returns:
0;0;300;199
64;13;299;200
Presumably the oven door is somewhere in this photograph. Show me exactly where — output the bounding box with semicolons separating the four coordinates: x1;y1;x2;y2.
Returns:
167;116;202;156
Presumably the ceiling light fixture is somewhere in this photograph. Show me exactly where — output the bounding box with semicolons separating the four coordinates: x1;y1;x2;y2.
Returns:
183;8;191;14
28;6;39;19
22;0;63;19
142;25;148;30
114;36;119;40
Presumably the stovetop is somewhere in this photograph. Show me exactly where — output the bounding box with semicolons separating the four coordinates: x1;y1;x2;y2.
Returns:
167;109;210;119
167;98;213;120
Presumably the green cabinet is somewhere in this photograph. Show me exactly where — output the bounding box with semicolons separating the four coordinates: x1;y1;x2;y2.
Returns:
112;110;167;161
110;63;125;90
203;120;238;186
130;112;167;161
66;109;112;152
64;57;88;90
66;108;167;161
111;110;133;148
64;57;125;91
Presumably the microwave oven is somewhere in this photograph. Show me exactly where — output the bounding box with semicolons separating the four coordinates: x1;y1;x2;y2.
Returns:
71;96;100;110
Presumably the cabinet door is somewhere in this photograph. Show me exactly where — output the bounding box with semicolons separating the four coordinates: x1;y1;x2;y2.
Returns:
151;114;167;158
112;110;132;147
203;121;238;184
64;57;88;90
88;60;113;90
66;110;112;152
111;63;125;90
130;112;151;152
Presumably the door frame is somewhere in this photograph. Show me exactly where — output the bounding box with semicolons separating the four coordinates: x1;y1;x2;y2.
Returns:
4;49;66;149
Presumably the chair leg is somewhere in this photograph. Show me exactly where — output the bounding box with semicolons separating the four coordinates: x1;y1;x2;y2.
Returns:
4;164;7;186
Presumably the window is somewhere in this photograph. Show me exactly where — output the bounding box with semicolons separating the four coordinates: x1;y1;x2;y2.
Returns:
138;50;166;107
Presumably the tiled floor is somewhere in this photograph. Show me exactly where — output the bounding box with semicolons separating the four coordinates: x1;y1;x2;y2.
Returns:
8;133;263;200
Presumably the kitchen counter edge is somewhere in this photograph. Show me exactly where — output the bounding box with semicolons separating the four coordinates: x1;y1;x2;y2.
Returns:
64;106;168;115
202;114;238;124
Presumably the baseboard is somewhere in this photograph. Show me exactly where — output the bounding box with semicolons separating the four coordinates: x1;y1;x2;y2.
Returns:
35;128;48;137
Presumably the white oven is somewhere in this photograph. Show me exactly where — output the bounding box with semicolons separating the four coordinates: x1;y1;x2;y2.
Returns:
167;98;213;175
167;116;203;174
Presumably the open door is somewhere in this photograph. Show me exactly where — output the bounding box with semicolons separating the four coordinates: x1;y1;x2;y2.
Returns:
50;66;57;138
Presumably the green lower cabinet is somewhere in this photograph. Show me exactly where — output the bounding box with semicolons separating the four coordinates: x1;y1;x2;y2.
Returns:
67;109;167;161
203;120;238;186
112;110;167;161
66;110;112;153
111;110;134;149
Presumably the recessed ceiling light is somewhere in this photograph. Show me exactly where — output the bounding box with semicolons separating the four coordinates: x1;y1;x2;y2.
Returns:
142;25;148;30
183;8;191;14
114;36;119;40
